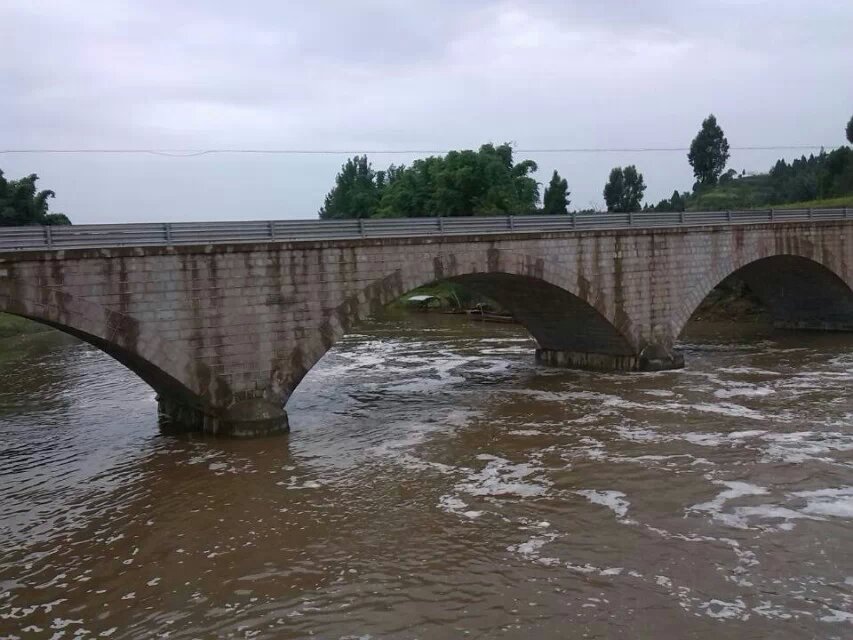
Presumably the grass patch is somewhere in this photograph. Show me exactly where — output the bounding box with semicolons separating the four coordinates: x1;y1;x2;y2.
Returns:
769;195;853;209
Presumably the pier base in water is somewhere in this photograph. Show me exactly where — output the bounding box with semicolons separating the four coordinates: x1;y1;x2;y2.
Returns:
535;348;684;372
157;396;289;437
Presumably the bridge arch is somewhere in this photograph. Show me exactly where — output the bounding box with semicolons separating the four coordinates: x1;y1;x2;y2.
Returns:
0;278;232;428
674;252;853;338
277;251;642;403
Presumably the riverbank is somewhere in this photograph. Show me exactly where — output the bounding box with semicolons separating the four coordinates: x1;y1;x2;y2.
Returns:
0;313;51;339
689;277;769;323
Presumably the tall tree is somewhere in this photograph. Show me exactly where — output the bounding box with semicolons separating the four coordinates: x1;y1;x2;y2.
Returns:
688;114;730;186
542;170;570;214
846;114;853;145
319;155;386;219
0;170;70;226
376;143;540;217
603;165;646;212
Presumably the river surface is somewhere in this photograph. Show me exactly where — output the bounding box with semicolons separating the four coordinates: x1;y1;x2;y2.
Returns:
1;314;852;639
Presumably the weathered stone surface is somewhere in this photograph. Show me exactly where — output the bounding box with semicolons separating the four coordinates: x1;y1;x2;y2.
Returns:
2;221;852;435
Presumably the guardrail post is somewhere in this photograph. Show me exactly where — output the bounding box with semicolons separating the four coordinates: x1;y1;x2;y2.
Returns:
438;216;444;233
358;218;366;237
808;207;813;220
769;208;774;221
44;225;53;249
726;209;731;222
679;210;685;224
164;223;172;246
628;211;633;226
845;207;850;219
508;215;514;231
571;212;576;229
268;220;276;240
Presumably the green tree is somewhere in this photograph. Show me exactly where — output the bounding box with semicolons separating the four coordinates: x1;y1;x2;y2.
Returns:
375;143;540;217
542;170;570;214
603;165;646;212
648;190;687;212
846;114;853;145
319;155;388;219
688;114;730;186
0;170;70;226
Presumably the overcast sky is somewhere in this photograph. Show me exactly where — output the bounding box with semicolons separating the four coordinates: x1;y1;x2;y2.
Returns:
2;0;852;223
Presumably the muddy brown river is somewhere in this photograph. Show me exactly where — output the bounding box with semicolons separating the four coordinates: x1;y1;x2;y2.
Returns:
1;314;852;639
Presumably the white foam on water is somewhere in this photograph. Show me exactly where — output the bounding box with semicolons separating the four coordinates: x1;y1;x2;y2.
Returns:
714;385;775;399
454;456;551;498
370;409;482;460
479;346;533;355
575;490;632;521
727;430;768;439
507;534;558;558
437;494;483;519
642;389;676;397
792;487;853;519
682;402;768;421
752;601;793;620
283;478;325;490
718;366;782;376
699;598;749;620
689;481;770;528
730;505;821;530
820;608;853;623
394;454;458;475
508;429;545;436
680;432;727;447
760;431;853;464
560;436;608;462
612;425;666;443
689;481;853;529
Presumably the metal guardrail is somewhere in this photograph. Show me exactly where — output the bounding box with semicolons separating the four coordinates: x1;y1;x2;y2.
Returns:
0;208;849;252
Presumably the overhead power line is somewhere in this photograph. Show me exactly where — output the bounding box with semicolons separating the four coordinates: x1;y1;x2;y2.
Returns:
0;145;833;157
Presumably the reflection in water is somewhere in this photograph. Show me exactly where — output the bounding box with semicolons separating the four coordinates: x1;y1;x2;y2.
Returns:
1;315;852;638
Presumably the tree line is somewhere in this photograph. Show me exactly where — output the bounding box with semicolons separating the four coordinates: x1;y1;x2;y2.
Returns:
319;143;570;219
321;113;853;217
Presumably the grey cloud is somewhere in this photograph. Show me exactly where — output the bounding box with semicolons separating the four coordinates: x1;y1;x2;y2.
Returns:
1;0;852;221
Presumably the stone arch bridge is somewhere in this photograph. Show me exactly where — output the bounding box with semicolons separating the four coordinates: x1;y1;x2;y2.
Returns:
2;211;852;435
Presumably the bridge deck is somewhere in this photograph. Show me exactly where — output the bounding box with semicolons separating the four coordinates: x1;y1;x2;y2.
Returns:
0;208;849;252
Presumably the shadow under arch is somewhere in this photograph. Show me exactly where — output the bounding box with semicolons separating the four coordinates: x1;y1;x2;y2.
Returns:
678;255;853;337
445;272;635;357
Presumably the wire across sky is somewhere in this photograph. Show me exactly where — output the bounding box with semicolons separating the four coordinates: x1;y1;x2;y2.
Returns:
0;145;834;157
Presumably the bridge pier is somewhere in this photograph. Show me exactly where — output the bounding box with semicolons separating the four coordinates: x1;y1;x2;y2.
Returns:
157;396;289;437
534;347;684;372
